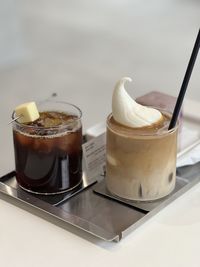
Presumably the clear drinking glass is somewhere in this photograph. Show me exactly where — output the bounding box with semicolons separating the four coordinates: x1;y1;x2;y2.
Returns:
12;100;82;195
105;110;178;201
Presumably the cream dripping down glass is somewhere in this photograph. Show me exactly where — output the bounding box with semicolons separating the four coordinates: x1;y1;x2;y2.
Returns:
105;77;178;201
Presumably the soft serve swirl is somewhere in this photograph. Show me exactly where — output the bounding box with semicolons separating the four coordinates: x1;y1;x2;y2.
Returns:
112;77;162;128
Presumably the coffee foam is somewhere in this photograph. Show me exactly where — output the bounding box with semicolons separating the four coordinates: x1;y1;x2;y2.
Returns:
14;125;80;139
13;111;81;139
107;111;172;139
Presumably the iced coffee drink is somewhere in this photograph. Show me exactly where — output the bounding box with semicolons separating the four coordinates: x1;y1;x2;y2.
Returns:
12;101;82;195
106;77;178;201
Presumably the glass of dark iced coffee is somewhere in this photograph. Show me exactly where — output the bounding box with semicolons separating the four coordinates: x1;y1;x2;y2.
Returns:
12;101;82;195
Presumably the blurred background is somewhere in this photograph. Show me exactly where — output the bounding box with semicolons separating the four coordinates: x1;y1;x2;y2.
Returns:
0;0;199;173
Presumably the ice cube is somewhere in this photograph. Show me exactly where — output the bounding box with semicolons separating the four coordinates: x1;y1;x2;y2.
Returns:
107;154;118;166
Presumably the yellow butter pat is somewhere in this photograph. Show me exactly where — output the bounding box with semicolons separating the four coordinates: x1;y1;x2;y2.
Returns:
15;102;40;123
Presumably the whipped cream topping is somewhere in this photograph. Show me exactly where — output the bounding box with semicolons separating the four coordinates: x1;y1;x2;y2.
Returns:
112;77;162;128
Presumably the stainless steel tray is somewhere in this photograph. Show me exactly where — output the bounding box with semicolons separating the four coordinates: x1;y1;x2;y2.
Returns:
0;164;200;242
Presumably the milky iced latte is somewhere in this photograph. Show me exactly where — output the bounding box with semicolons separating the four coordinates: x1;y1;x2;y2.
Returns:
105;77;178;201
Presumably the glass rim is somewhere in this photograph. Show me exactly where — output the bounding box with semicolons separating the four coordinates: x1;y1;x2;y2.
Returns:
12;100;82;130
107;108;179;138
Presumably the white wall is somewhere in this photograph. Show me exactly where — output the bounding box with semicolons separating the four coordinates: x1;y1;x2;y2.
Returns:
0;0;28;67
0;1;199;98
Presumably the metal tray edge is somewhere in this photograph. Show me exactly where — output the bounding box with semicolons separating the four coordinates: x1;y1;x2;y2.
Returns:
0;180;119;242
121;175;200;239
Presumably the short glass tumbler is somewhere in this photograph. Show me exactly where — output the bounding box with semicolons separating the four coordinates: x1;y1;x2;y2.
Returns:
12;101;82;195
105;111;178;201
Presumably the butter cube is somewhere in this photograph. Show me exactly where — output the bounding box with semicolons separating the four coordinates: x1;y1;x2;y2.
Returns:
15;102;40;123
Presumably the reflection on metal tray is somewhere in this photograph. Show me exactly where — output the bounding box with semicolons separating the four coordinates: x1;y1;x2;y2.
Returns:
0;165;200;242
0;171;96;206
93;177;188;212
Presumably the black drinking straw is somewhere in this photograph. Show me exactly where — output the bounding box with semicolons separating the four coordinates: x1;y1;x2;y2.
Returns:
168;29;200;130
